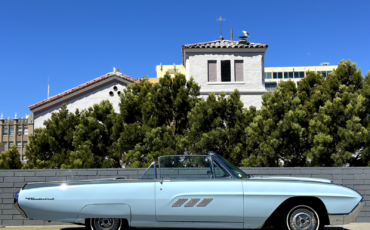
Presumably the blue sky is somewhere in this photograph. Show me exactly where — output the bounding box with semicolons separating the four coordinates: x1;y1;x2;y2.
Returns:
1;0;369;118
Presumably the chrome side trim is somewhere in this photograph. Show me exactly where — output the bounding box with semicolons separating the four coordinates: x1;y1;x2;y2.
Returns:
14;190;28;218
197;198;213;207
184;198;200;207
329;198;365;225
172;198;188;207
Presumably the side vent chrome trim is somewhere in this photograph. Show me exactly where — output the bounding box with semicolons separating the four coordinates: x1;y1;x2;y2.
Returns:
172;198;188;207
197;198;213;207
185;198;200;207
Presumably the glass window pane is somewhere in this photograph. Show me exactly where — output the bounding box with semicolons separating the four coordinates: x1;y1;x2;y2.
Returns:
10;127;14;135
9;142;13;148
22;155;27;161
265;83;277;92
294;72;299;78
23;141;28;149
221;60;231;82
3;128;8;135
216;154;249;178
16;142;21;148
17;127;22;132
140;163;158;179
289;72;294;78
265;72;272;79
284;72;288;78
159;155;213;179
24;128;28;135
213;160;231;178
3;142;7;150
278;72;283;79
300;72;305;78
273;72;278;79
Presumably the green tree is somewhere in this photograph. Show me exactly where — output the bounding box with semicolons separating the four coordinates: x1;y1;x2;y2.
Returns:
243;80;308;167
24;104;81;169
117;72;200;167
68;100;120;168
187;90;255;166
0;144;23;169
242;60;370;167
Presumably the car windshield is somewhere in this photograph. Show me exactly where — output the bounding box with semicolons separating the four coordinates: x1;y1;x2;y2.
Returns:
216;154;250;179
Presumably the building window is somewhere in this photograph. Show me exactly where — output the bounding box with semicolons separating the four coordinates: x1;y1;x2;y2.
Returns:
221;60;231;82
208;60;217;82
23;141;28;149
17;141;21;148
22;155;27;162
9;141;14;148
317;71;331;77
234;60;244;81
24;127;28;135
3;142;7;150
17;126;22;135
265;83;277;92
9;127;14;136
273;72;283;79
265;72;272;79
284;72;294;78
294;72;304;78
3;127;8;135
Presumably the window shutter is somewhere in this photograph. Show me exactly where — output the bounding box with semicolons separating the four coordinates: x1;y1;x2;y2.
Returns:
235;60;244;81
208;61;217;82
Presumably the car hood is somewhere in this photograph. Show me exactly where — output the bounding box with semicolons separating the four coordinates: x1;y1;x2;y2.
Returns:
249;176;332;184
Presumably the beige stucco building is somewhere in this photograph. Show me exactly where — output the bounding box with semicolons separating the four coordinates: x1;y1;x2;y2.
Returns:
264;64;336;91
0;114;34;163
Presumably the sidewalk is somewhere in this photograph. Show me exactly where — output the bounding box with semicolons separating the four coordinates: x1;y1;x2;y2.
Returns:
1;223;370;230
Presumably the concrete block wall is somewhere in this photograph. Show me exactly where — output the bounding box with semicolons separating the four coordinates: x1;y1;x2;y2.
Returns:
0;167;369;226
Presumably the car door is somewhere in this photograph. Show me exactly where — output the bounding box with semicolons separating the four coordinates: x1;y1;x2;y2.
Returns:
155;158;243;223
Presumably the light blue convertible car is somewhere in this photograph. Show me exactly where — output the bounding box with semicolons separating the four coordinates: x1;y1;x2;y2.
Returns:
15;152;364;230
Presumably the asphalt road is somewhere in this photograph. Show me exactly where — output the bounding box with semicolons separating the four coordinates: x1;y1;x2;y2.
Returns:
1;223;370;230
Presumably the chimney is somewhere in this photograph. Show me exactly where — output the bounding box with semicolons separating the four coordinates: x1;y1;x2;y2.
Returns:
231;29;233;42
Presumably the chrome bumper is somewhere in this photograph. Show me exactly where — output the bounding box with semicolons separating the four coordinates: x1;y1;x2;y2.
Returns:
329;198;365;225
14;190;28;218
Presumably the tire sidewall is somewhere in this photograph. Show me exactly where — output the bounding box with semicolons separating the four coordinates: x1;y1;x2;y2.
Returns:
282;205;323;230
87;218;123;230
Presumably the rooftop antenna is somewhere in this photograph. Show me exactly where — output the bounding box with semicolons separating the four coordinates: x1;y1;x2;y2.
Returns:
48;77;50;99
216;16;225;40
1;113;3;119
15;113;17;119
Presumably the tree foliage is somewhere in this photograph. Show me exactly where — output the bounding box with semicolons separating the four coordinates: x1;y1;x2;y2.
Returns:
242;60;370;166
24;60;370;168
0;145;22;169
117;72;200;167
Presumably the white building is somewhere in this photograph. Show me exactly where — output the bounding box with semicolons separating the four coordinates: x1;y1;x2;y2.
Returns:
29;69;135;128
158;35;269;109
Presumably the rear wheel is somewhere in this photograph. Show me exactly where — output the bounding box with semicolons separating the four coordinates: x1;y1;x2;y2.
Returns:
86;218;123;230
276;205;324;230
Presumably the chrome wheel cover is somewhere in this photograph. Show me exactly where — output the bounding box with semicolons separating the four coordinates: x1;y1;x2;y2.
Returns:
289;208;317;230
92;218;121;230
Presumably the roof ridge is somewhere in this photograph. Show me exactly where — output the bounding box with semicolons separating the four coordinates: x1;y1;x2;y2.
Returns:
29;72;135;111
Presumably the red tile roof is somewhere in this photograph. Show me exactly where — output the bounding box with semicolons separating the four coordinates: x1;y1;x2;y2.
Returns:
182;39;268;65
182;40;268;49
29;72;135;111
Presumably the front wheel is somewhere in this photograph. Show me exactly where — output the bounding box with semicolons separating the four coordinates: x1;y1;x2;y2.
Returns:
86;218;123;230
279;205;324;230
